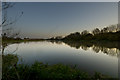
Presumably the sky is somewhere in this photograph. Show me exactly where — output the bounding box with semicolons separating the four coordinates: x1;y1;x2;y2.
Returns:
4;2;118;38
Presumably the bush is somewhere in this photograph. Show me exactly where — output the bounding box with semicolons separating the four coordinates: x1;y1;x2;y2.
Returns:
2;54;117;80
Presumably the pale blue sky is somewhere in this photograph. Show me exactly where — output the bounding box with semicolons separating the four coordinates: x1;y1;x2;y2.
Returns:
5;2;118;38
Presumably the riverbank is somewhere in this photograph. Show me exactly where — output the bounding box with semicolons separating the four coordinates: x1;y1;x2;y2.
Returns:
2;54;118;80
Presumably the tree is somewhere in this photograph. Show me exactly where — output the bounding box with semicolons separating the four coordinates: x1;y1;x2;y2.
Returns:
81;30;89;35
1;2;23;38
55;36;62;40
92;28;100;35
63;32;81;40
101;27;109;33
1;2;23;54
108;25;117;32
117;24;120;31
1;3;23;80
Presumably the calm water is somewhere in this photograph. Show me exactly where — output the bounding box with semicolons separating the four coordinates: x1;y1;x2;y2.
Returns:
5;41;119;78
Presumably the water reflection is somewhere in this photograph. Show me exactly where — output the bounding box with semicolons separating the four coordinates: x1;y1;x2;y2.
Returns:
49;40;120;57
3;40;120;58
4;40;118;78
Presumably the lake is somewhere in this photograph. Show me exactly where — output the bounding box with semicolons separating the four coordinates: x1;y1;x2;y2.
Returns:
4;41;119;78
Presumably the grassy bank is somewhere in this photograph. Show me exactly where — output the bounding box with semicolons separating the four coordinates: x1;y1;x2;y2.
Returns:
2;54;118;80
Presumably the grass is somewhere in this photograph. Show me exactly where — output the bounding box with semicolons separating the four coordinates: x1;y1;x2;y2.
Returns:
2;54;118;80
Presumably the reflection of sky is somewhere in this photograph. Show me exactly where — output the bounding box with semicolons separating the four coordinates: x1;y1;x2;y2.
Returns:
5;41;118;78
5;2;118;38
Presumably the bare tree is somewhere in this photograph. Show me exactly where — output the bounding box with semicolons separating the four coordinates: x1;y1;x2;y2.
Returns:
1;2;23;54
1;3;23;80
1;2;23;38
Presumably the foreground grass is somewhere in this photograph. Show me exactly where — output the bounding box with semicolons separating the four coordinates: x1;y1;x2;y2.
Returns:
2;54;118;80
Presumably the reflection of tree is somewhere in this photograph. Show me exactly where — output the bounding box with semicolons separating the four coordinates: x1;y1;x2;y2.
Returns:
92;46;101;53
107;49;118;56
52;40;120;57
54;41;62;44
101;47;109;54
81;46;89;51
62;41;81;49
61;41;93;49
92;45;120;57
47;40;63;45
2;42;8;54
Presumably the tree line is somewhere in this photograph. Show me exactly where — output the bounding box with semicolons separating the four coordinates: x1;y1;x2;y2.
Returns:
58;24;120;41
